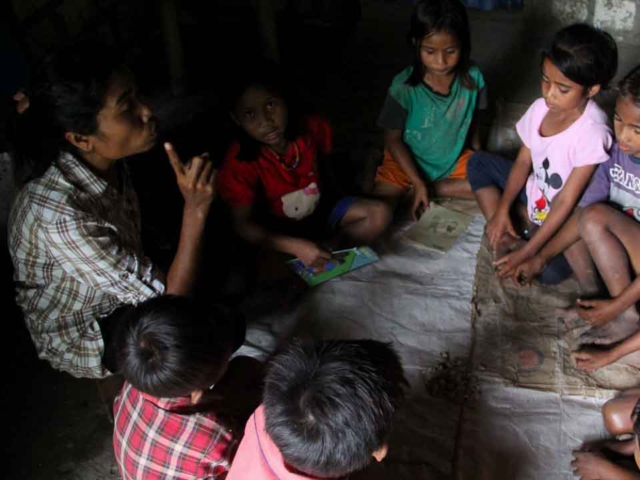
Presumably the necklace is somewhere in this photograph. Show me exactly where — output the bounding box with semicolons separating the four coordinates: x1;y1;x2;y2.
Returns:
269;142;300;171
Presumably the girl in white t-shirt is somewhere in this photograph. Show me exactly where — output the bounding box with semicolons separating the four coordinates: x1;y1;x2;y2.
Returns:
467;23;617;285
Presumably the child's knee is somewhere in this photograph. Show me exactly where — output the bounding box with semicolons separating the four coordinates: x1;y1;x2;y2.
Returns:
366;200;393;233
579;204;610;239
602;396;635;435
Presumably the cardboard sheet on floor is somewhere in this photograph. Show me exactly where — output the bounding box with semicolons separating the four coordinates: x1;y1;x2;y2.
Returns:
472;239;639;396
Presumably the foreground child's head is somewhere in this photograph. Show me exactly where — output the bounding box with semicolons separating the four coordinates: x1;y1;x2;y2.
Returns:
616;65;640;158
117;295;244;403
407;0;474;88
264;340;407;478
541;24;618;113
14;43;156;180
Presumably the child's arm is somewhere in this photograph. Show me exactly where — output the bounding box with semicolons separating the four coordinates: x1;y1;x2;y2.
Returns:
485;145;532;250
573;329;640;371
512;208;582;286
230;205;331;267
495;164;596;279
384;128;429;219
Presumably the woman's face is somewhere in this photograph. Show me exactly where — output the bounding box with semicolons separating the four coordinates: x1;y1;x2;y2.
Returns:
88;71;157;161
233;84;288;150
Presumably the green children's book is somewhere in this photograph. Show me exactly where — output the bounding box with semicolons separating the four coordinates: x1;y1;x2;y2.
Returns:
404;203;473;253
287;246;379;287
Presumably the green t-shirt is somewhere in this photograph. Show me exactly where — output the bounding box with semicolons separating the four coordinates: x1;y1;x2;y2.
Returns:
378;65;486;181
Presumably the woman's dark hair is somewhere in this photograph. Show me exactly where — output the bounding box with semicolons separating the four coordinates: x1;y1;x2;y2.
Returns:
264;340;407;478
226;61;304;162
406;0;475;89
116;295;243;399
544;23;618;90
11;43;123;183
619;64;640;106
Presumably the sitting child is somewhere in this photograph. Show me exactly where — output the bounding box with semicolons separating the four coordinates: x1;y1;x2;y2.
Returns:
374;0;487;219
226;340;407;479
511;65;640;369
467;23;618;285
217;66;391;269
113;295;254;480
572;389;640;479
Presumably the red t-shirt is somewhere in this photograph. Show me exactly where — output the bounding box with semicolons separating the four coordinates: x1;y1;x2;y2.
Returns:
218;116;333;220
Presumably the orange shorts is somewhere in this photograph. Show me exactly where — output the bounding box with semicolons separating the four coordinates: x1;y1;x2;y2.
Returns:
374;149;474;189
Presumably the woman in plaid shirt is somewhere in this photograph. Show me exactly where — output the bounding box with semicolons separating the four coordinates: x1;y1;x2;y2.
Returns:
9;44;216;378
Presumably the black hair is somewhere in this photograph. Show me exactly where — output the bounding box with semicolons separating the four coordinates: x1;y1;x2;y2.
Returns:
264;340;407;478
11;43;124;183
619;64;640;107
406;0;475;89
116;295;243;399
226;61;304;162
544;23;618;90
633;398;640;438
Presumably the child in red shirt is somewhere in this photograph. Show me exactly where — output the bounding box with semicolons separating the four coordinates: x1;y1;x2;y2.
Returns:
218;67;391;268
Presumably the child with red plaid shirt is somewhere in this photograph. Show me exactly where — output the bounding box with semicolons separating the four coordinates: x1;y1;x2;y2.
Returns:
227;340;407;479
113;295;257;480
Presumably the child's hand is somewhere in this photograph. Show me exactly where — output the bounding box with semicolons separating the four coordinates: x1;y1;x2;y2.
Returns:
572;347;614;371
411;181;430;221
512;255;546;287
13;91;29;114
165;143;216;213
292;239;331;268
486;211;519;254
571;450;619;479
575;298;622;327
493;247;530;280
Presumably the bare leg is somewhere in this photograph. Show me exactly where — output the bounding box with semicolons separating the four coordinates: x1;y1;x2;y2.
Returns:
564;239;601;297
472;185;502;222
371;181;408;209
433;178;475;200
339;198;393;244
578;205;640;344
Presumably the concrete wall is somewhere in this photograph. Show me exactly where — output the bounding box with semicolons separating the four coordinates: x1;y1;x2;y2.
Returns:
526;0;640;46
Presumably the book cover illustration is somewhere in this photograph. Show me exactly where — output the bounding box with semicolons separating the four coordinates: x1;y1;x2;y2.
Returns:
287;246;379;287
404;203;473;252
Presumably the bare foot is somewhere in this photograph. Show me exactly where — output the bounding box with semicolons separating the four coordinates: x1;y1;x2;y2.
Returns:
579;316;640;346
571;450;640;479
493;232;526;260
605;438;636;456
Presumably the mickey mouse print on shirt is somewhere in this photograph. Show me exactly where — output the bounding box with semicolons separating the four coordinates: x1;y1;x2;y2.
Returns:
531;158;563;224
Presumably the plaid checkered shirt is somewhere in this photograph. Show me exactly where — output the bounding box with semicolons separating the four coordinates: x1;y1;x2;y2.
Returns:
114;382;236;479
8;152;165;378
